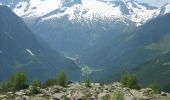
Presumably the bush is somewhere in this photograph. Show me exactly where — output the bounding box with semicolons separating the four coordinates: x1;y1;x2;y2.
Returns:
8;72;28;91
121;73;140;90
150;81;160;94
85;78;91;87
30;80;41;95
111;91;124;100
43;79;57;88
57;71;68;87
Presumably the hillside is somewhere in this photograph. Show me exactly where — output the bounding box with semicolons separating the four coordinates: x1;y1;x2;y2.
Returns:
135;52;170;92
81;12;170;83
0;6;81;82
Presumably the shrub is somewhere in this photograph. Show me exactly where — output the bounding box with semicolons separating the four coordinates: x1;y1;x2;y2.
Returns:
57;71;68;87
30;80;41;95
121;73;140;90
8;72;28;91
85;78;91;87
150;81;160;94
111;91;124;100
43;79;57;87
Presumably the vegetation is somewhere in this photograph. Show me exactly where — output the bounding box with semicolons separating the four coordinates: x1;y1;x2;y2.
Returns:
111;91;124;100
30;80;41;95
121;73;140;90
7;72;28;91
57;71;68;87
85;78;91;87
43;79;57;88
150;81;160;94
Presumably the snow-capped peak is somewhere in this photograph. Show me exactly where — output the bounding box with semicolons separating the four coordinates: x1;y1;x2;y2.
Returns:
159;3;170;15
1;0;170;26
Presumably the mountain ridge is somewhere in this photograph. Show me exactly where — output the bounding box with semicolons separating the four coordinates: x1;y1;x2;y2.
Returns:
0;5;81;82
1;0;170;26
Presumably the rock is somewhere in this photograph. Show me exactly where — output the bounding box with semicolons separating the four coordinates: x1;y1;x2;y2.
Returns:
71;92;85;100
103;90;108;93
7;92;13;95
91;95;96;99
50;85;63;93
39;93;45;97
15;97;22;100
66;94;71;98
140;88;153;96
161;92;167;96
53;93;64;100
15;91;26;96
0;95;7;98
98;93;111;100
124;93;136;100
23;95;29;100
113;82;122;87
130;89;149;100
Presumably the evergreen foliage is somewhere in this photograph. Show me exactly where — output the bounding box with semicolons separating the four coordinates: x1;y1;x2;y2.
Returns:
121;73;140;90
57;71;68;87
30;80;41;95
150;81;160;94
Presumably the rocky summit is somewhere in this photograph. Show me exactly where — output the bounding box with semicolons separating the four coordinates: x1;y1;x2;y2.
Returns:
0;82;170;100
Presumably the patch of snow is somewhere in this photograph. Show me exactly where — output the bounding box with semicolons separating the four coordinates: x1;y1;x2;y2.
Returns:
9;0;170;26
13;2;28;17
81;65;103;76
163;62;170;66
14;0;62;17
66;56;78;61
26;49;35;56
126;1;159;25
164;4;170;14
82;0;123;19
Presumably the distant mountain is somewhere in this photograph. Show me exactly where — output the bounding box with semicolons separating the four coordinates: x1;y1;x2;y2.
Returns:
1;0;170;86
0;6;81;82
1;0;169;25
1;0;170;56
81;12;170;83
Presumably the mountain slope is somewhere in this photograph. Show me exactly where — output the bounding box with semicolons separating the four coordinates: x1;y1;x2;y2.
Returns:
81;12;170;82
0;6;81;82
134;52;170;91
1;0;170;56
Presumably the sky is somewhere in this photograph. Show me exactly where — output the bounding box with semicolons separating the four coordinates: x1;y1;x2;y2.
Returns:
135;0;170;6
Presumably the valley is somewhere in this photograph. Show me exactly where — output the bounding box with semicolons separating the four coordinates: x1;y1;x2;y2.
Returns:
0;0;170;95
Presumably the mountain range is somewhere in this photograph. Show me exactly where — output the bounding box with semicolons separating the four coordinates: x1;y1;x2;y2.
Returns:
1;0;170;91
0;5;81;82
1;0;170;55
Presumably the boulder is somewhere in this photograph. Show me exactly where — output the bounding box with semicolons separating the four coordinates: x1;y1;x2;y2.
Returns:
98;93;111;100
71;92;85;100
15;91;26;96
161;92;167;96
23;95;29;100
15;97;22;100
53;93;64;100
140;88;153;96
0;95;7;99
50;85;63;93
